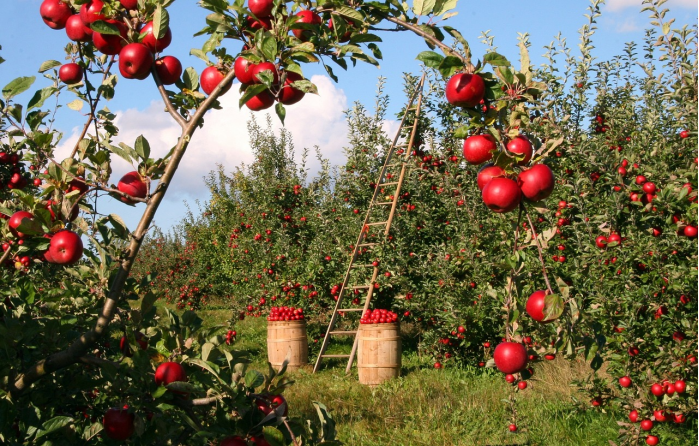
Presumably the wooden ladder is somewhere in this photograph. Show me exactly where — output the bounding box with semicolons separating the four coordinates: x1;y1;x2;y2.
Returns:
313;74;426;374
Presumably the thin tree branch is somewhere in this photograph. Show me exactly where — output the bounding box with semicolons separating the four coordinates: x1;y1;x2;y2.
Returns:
524;206;554;295
151;65;188;129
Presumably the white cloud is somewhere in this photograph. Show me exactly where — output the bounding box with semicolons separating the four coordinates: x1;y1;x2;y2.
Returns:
605;0;696;11
57;75;351;203
615;17;642;32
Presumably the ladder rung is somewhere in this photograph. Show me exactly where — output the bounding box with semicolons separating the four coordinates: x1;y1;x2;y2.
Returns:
385;163;403;168
338;308;365;312
352;263;378;268
375;202;393;206
329;331;357;335
321;354;351;358
358;243;378;247
366;221;388;226
352;285;370;289
381;181;399;186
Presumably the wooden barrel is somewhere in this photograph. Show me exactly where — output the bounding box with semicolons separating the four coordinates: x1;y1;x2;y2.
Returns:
267;320;308;372
357;323;401;385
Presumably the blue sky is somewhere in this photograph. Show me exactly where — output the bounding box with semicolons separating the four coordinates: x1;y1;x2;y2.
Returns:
1;0;696;231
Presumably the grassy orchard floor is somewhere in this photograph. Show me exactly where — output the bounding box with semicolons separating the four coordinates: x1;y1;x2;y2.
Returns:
156;303;695;446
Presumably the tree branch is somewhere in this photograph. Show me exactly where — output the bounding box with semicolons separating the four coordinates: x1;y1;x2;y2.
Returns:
10;69;238;397
524;206;554;295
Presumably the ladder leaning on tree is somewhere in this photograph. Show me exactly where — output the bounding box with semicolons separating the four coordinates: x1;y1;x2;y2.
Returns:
313;74;427;374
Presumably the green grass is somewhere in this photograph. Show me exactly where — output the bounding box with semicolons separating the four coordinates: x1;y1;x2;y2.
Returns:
155;303;696;446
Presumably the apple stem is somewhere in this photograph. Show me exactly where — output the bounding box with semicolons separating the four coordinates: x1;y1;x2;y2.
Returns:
524;206;554;295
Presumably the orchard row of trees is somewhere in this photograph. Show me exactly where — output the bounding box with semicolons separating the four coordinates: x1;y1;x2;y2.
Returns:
134;3;697;444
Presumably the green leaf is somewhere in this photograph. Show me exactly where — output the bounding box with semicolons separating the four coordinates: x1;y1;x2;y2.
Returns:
16;216;44;237
3;76;35;100
27;87;57;112
189;49;210;64
275;102;286;125
141;290;158;315
108;214;129;238
109;144;133;163
349;34;382;44
453;125;470;139
262;427;285;446
416;51;444;68
67;99;84;111
543;294;564;321
134;135;151;160
260;35;278;62
90;20;121;36
38;60;62;73
153;5;170;40
238;84;267;109
152;386;168;399
244;369;264;388
483;52;510;67
333;6;364;21
36;416;73;439
183;67;199;91
434;0;457;15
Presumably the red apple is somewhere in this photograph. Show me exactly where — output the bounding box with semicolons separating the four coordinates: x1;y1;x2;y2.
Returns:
640;419;653;431
220;437;247;446
619;376;632;388
8;211;35;239
645;435;659;446
683;225;697;238
92;20;127;55
40;0;72;30
595;235;608;249
245;90;275;111
250;436;272;446
278;72;305;105
674;379;686;393
493;342;527;374
80;0;106;25
292;10;322;41
245;15;272;31
650;383;664;397
200;66;231;95
518;164;555;201
482;177;521;213
642;182;656;194
119;43;153;80
508;424;517;432
249;0;274;17
635;175;647;185
608;233;622;245
155;362;187;386
120;0;139;10
673;413;686;423
49;230;83;265
629;410;639;423
140;21;173;53
653;410;667;422
117;171;147;204
103;408;135;441
477;164;505;191
518;381;527;390
445;73;485;108
250;61;279;84
463;134;497;165
526;290;555;323
119;332;148;357
59;63;83;84
234;57;257;85
154;56;182;85
65;14;93;41
506;135;533;165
